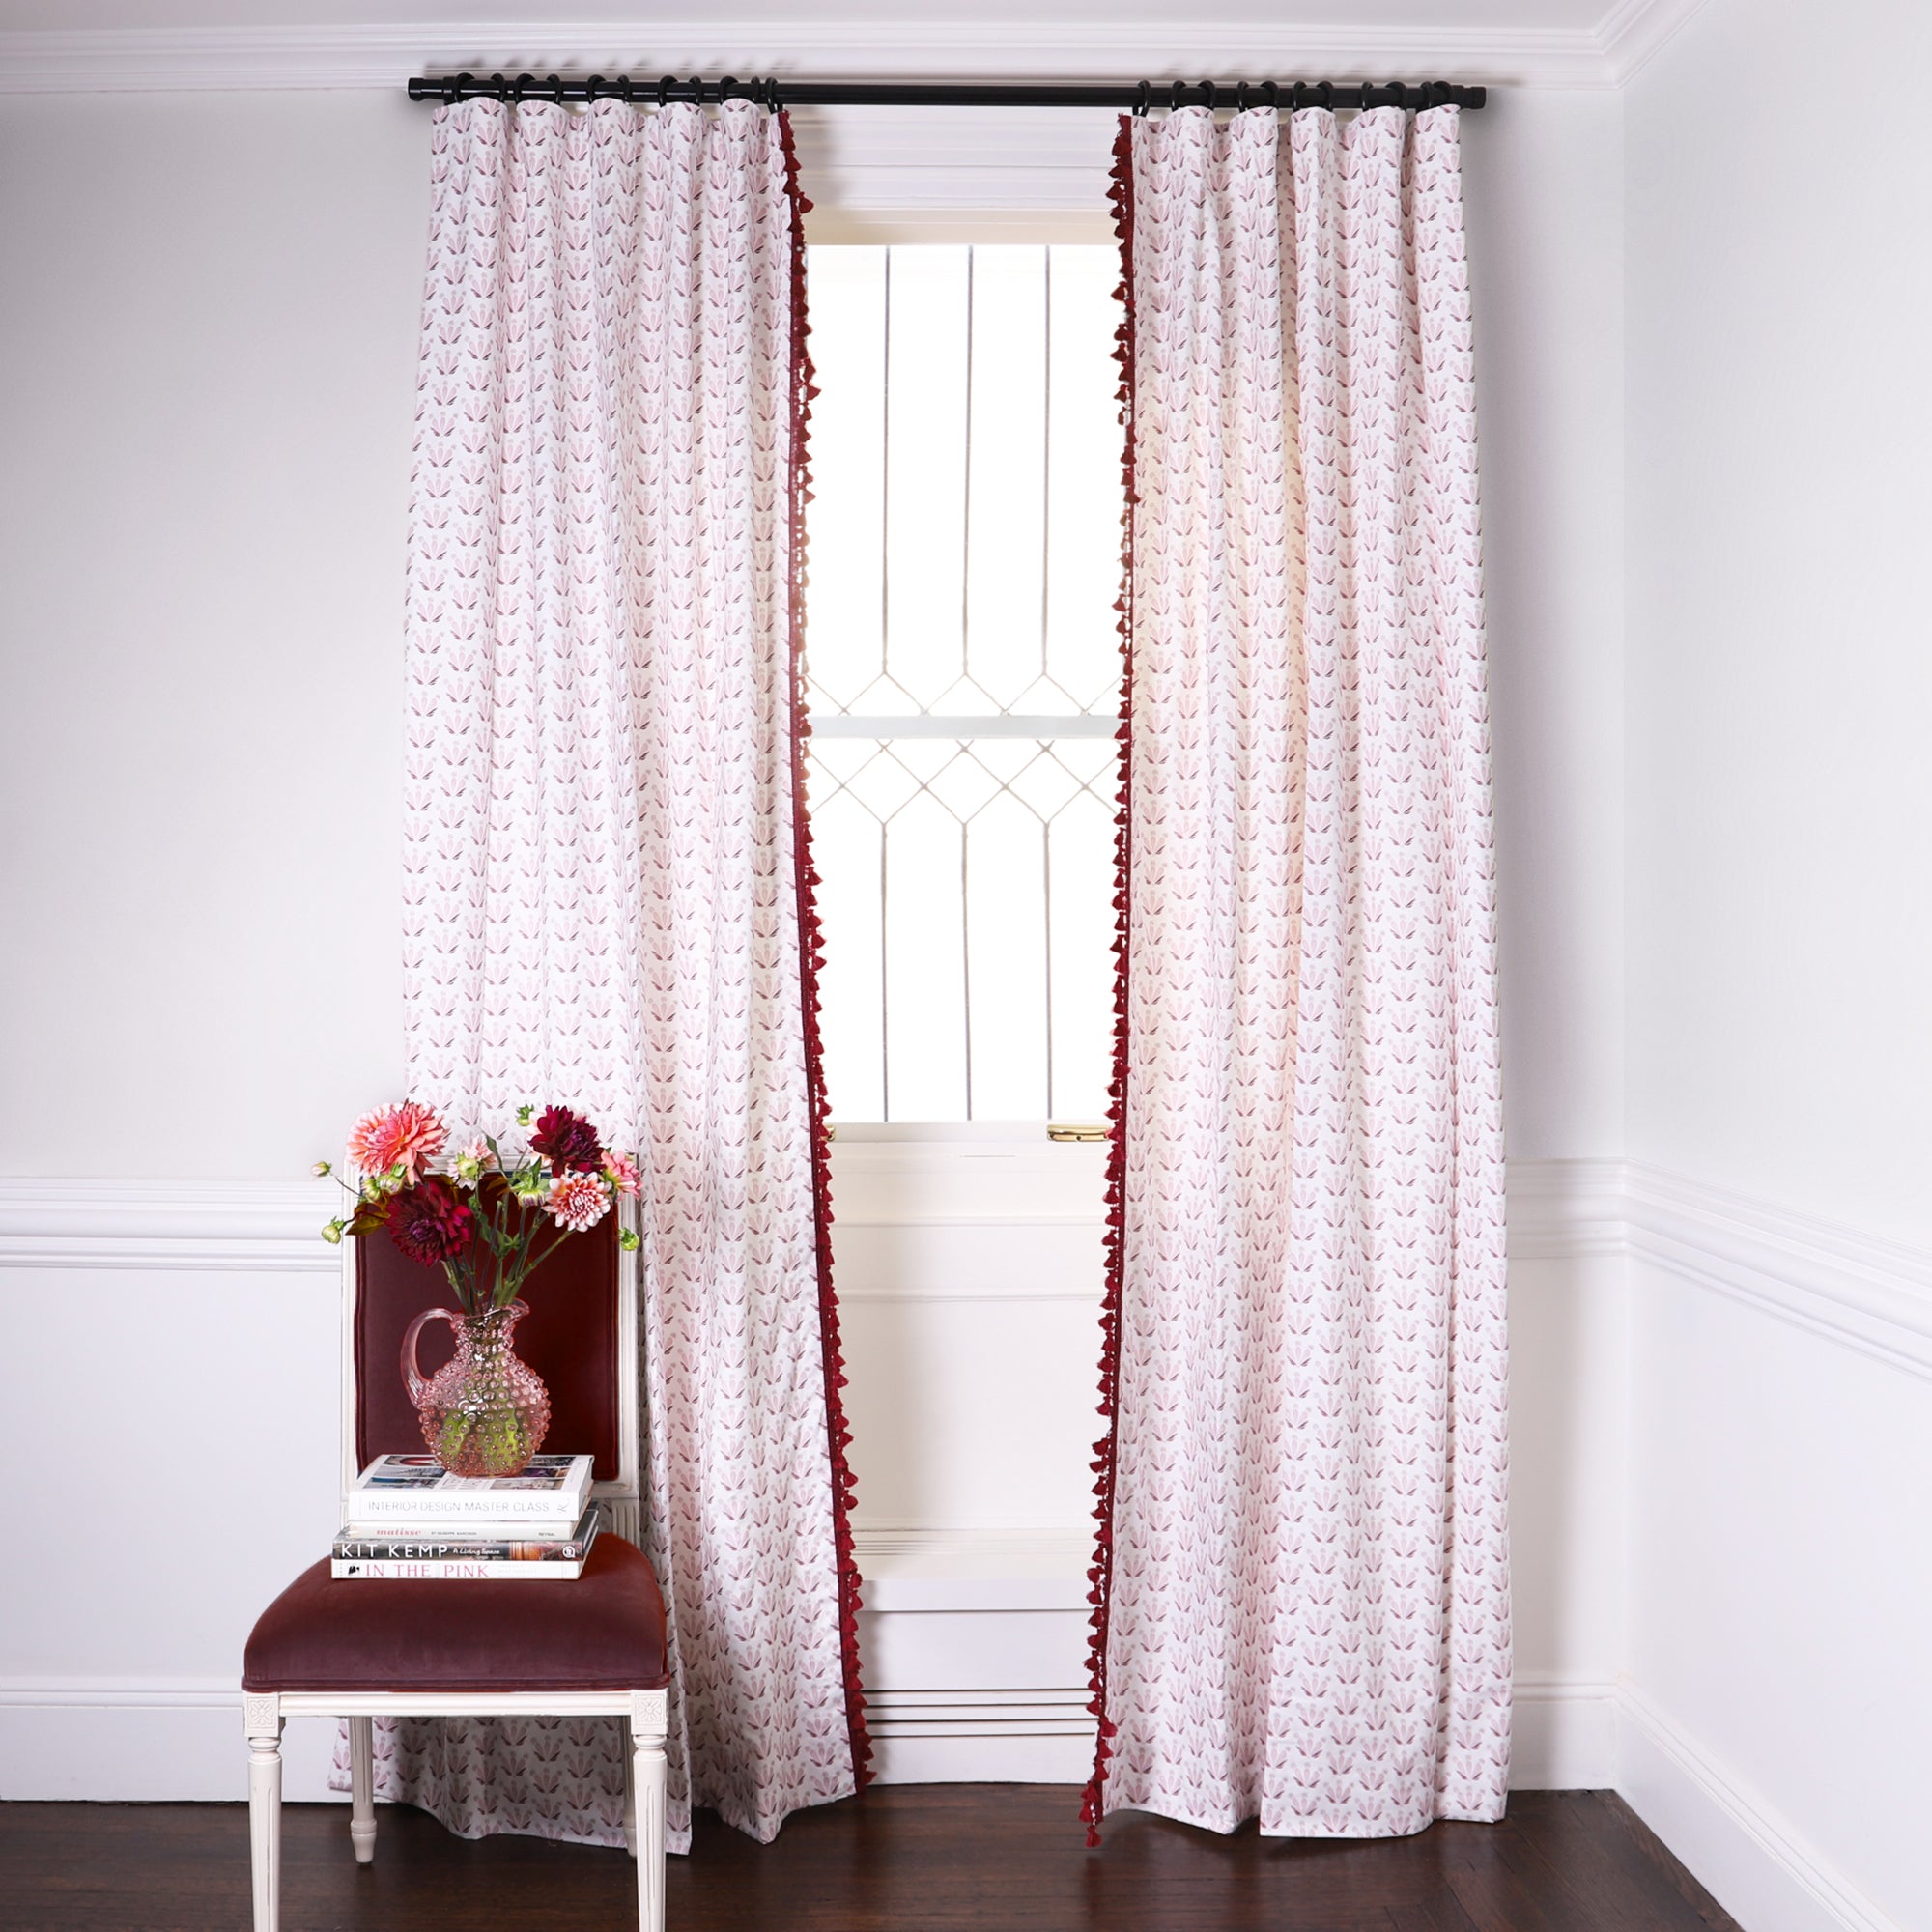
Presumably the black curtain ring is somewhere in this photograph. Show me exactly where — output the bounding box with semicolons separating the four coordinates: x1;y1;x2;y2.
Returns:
1133;79;1151;117
1264;79;1281;113
1315;80;1333;110
446;71;469;105
719;73;739;102
686;74;702;103
1235;81;1249;112
619;75;635;104
583;73;604;104
657;73;673;106
1168;78;1184;111
1201;78;1216;112
494;72;512;103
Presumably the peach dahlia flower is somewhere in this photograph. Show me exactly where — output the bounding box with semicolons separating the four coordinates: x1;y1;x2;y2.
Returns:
347;1100;447;1187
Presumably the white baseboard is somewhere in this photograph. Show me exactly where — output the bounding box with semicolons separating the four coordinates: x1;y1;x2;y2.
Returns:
870;1732;1094;1783
1509;1673;1617;1789
1614;1685;1905;1932
867;1688;1095;1785
5;1675;1900;1932
0;1669;1617;1801
0;1683;342;1803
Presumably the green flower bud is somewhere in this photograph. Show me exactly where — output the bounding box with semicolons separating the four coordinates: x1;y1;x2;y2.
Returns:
618;1229;640;1253
321;1221;345;1245
311;1160;332;1178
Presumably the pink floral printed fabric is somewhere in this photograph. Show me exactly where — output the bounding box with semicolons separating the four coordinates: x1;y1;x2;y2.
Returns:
1086;105;1511;1839
369;98;861;1854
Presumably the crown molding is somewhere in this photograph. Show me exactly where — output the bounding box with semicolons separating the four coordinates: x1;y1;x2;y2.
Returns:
0;9;1707;98
1595;0;1714;83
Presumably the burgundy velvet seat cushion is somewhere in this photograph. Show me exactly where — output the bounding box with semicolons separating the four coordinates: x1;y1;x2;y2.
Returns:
243;1535;668;1693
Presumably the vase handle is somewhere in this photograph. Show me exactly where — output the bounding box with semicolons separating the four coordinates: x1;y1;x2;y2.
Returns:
401;1306;460;1407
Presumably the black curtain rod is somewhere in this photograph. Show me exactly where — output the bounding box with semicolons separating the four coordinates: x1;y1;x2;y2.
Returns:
406;74;1486;113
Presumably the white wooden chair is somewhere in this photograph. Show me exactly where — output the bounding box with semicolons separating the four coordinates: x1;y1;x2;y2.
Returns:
242;1210;668;1931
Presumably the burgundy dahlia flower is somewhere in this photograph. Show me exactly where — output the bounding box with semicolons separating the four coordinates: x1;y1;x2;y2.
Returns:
388;1178;473;1265
529;1105;604;1175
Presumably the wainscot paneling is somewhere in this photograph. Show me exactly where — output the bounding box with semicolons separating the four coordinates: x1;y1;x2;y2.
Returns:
12;1143;1923;1930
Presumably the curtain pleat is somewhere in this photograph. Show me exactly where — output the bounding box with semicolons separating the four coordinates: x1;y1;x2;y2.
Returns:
374;97;867;1855
1085;103;1510;1841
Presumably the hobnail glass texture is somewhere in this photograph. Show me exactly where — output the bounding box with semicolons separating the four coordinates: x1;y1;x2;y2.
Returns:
403;1300;552;1477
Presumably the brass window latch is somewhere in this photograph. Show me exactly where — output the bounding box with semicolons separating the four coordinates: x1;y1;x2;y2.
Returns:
1047;1123;1109;1144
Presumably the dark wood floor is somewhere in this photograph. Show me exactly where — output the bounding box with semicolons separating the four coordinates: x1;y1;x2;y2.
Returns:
0;1786;1739;1932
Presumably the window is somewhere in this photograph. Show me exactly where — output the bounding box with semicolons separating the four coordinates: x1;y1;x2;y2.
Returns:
805;244;1124;1123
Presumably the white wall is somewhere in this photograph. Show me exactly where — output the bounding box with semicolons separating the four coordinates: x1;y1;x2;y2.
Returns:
1463;85;1629;1772
1623;2;1932;1927
0;92;425;1178
0;86;1630;1803
1627;0;1932;1242
0;91;424;1801
1470;87;1626;1164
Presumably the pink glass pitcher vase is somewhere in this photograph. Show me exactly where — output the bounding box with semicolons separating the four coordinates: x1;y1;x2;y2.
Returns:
402;1299;552;1477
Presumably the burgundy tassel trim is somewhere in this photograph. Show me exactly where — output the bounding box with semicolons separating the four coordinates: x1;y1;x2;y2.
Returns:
779;109;873;1794
1080;114;1137;1850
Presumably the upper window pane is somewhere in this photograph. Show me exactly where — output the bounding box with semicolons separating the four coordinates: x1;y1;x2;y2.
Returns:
806;245;1124;722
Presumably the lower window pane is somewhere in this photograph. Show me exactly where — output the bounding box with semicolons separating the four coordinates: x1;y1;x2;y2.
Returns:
808;735;1120;1122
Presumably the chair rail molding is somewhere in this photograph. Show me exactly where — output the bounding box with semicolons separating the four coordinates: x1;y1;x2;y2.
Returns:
1501;1156;1628;1260
0;5;1710;96
10;1159;1932;1384
1624;1160;1932;1382
0;1178;335;1274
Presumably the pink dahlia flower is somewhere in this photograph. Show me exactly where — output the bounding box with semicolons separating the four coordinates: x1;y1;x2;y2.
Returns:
546;1171;611;1234
603;1150;641;1199
348;1100;447;1186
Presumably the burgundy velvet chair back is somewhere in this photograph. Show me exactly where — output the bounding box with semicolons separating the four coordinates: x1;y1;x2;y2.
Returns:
354;1215;623;1483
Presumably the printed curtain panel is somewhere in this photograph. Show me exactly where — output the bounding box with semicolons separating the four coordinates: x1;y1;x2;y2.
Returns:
366;97;868;1854
1083;104;1511;1841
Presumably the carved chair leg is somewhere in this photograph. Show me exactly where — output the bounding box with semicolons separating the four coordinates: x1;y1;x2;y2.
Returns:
622;1716;639;1858
630;1691;667;1932
244;1694;283;1932
349;1715;377;1863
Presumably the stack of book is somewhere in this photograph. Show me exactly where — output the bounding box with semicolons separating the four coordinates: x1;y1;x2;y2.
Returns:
332;1453;599;1580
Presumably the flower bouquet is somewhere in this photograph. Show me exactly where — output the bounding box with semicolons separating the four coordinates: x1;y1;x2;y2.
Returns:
318;1101;640;1476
